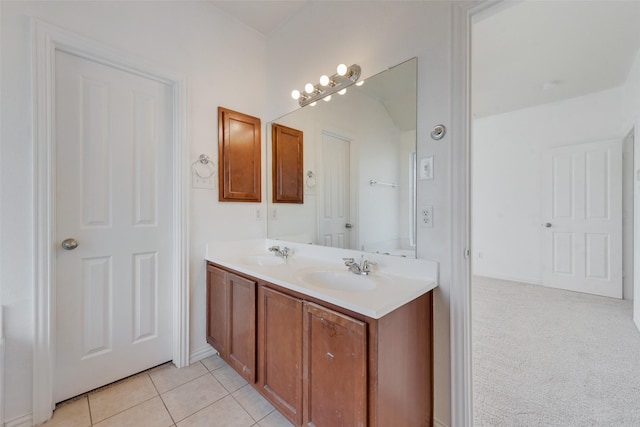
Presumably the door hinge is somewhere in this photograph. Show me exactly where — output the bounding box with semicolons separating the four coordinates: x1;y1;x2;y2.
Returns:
464;248;470;259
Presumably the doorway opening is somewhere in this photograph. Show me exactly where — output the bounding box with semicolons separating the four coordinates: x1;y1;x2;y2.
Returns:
470;1;640;425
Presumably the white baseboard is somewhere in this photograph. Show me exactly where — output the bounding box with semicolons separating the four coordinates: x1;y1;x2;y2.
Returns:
434;416;448;427
189;344;217;364
5;414;32;427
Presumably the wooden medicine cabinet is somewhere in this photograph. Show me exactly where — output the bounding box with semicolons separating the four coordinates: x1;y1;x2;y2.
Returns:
271;123;303;204
218;107;261;202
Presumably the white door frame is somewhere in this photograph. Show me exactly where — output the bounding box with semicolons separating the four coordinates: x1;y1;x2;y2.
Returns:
451;1;505;426
635;123;640;331
32;20;189;424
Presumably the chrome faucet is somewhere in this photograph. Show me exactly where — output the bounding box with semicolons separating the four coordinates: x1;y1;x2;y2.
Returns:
269;245;291;259
343;255;376;275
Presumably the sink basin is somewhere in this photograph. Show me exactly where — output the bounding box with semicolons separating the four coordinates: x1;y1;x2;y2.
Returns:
297;270;386;292
240;254;285;267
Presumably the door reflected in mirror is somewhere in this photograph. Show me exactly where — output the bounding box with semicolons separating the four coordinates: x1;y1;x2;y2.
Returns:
267;58;417;257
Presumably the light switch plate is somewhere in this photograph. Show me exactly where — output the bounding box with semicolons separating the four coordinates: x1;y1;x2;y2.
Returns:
420;156;433;180
192;170;215;189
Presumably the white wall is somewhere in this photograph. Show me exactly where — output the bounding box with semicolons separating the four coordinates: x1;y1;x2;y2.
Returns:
266;3;454;425
1;1;457;425
1;1;267;423
473;53;640;297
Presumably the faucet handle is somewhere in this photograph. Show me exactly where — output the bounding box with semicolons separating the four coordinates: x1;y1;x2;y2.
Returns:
362;259;377;273
269;245;280;253
342;257;355;266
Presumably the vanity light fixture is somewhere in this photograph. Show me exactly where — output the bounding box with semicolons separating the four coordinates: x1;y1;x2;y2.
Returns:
291;63;362;107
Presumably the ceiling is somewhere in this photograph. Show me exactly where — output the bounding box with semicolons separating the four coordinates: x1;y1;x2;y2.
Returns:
210;0;308;36
473;1;640;118
209;1;640;119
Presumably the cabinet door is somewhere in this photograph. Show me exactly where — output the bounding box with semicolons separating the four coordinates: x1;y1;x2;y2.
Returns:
206;264;228;357
272;123;304;204
218;107;261;202
303;302;367;427
260;287;303;425
228;272;257;383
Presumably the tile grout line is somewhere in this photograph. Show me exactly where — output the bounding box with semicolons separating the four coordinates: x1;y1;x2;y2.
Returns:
159;364;244;425
165;386;233;425
92;356;263;426
86;395;94;427
89;373;159;426
229;392;257;424
149;370;178;426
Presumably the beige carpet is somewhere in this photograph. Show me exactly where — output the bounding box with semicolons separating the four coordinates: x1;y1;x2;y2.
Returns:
472;276;640;426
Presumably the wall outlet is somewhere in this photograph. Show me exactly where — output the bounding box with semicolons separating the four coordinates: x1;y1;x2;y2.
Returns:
255;208;262;221
421;206;433;227
271;208;277;220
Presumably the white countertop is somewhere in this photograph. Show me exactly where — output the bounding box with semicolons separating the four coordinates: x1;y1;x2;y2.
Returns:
205;239;438;319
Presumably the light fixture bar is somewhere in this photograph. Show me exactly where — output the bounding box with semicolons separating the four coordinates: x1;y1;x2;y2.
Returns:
296;64;362;107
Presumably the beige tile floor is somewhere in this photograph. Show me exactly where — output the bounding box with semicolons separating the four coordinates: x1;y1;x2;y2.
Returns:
43;355;295;427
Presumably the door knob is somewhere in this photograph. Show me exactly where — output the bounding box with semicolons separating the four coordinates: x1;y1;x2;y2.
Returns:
61;238;79;250
543;223;552;228
345;223;353;229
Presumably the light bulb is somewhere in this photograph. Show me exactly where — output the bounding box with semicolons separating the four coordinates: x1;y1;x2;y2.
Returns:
319;75;330;86
356;80;364;86
305;83;315;94
291;90;301;100
310;101;317;107
323;95;332;102
338;88;347;95
337;64;348;76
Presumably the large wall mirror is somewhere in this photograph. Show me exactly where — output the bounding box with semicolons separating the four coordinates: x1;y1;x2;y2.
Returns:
267;58;417;257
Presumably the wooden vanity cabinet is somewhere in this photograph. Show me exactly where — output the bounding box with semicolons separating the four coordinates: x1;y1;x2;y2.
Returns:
207;262;433;427
303;302;367;427
227;273;257;383
258;286;303;425
206;264;228;356
206;264;257;383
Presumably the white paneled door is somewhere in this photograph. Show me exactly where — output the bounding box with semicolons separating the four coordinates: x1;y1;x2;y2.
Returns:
54;51;173;402
542;140;623;298
318;132;352;249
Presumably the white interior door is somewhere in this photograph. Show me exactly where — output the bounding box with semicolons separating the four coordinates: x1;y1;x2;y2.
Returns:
542;140;623;298
318;132;352;248
54;51;173;402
